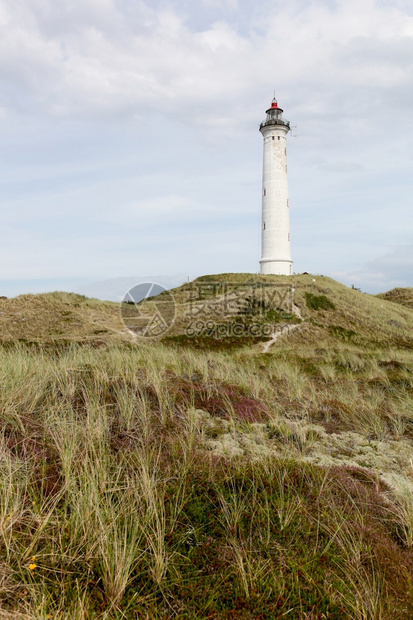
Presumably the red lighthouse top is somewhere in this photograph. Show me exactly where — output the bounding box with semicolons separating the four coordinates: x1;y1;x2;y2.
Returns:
265;96;284;116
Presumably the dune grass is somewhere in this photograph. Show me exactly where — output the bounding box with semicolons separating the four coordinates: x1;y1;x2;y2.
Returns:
0;277;412;617
0;333;412;618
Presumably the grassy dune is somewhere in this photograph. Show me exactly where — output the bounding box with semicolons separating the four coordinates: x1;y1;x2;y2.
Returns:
0;276;412;618
377;288;413;309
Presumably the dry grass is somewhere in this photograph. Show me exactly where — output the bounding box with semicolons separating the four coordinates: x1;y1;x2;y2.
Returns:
377;287;413;309
0;292;126;343
0;276;412;618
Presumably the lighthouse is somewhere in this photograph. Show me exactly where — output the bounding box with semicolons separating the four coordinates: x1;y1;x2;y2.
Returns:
259;97;293;275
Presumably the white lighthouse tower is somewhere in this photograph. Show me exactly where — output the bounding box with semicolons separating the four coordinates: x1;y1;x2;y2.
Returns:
259;97;293;275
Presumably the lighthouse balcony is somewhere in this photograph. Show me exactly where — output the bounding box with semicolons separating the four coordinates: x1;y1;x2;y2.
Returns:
260;119;290;130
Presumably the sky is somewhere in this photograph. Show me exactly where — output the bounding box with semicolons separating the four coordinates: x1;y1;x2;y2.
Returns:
0;0;412;299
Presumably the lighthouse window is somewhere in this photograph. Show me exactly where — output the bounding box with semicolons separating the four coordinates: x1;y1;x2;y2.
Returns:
263;222;266;230
272;136;275;140
263;188;266;197
278;136;280;140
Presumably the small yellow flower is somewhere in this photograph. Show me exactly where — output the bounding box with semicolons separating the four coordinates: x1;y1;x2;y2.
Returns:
31;556;36;561
28;563;37;570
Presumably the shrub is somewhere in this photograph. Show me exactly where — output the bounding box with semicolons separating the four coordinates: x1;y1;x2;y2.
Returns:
305;292;336;311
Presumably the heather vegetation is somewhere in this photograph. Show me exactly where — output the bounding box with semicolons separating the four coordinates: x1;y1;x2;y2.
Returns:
0;276;412;618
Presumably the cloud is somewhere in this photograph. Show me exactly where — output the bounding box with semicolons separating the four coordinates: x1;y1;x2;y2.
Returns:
332;244;413;293
0;0;412;293
1;0;412;127
318;160;364;173
201;0;239;10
